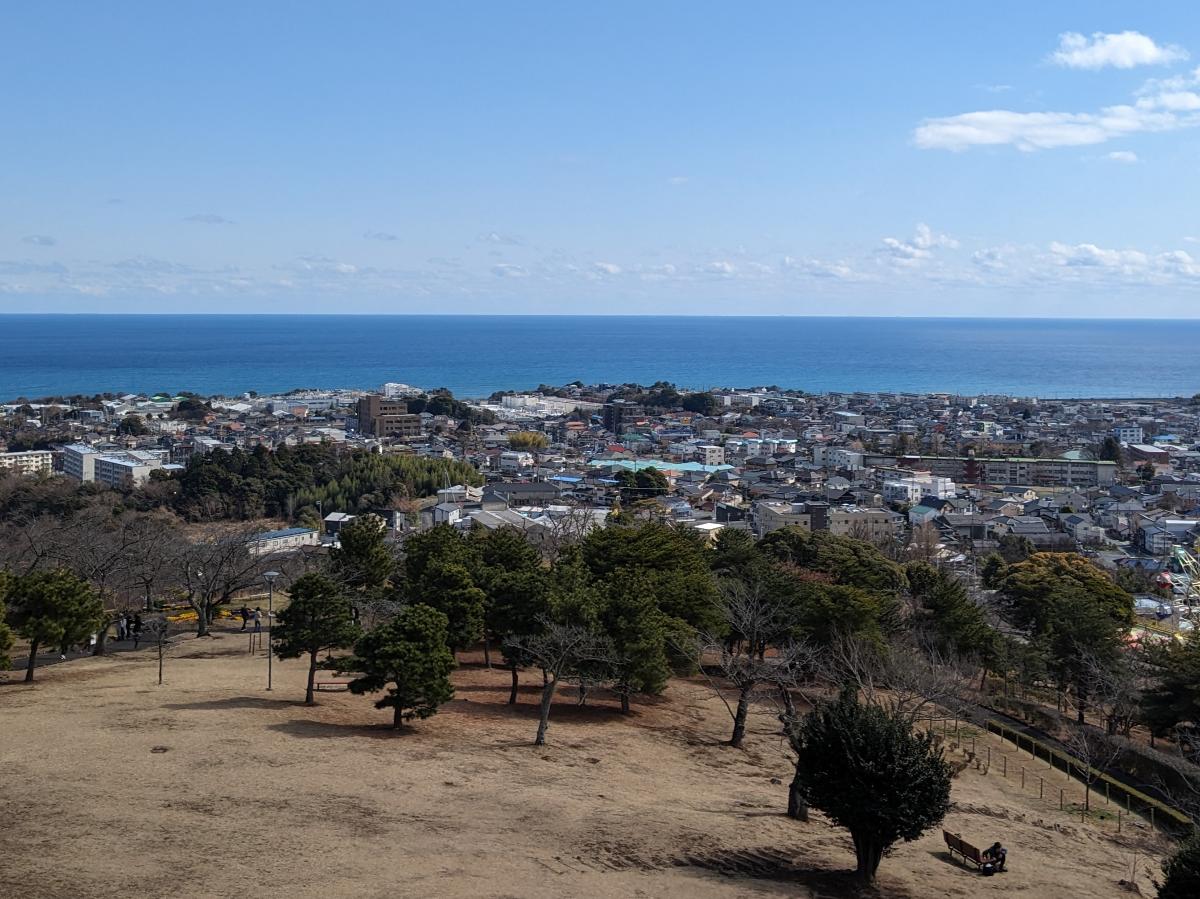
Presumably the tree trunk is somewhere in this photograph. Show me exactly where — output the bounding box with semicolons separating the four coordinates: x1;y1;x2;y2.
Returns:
306;652;318;705
577;683;587;706
195;601;210;637
393;703;404;730
508;663;519;705
535;677;556;746
25;639;39;682
730;682;754;748
93;625;108;657
787;762;808;821
852;832;883;881
620;691;630;714
482;636;491;669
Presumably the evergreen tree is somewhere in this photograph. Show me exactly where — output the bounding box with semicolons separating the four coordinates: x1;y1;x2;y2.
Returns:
412;560;486;652
1141;633;1200;743
0;573;14;670
7;569;104;682
329;514;396;596
600;571;671;713
785;691;952;882
1159;835;1200;898
758;527;905;592
347;604;456;729
272;573;361;705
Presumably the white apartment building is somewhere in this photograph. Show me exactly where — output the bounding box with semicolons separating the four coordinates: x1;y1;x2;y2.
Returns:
499;451;535;473
63;444;99;481
0;450;54;477
94;451;164;488
1113;425;1144;445
882;475;957;505
696;444;725;466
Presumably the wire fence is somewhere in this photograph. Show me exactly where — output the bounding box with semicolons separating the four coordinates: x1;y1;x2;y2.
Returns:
923;714;1194;838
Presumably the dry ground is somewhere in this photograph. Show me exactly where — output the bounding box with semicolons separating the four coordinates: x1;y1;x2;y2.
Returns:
0;630;1171;898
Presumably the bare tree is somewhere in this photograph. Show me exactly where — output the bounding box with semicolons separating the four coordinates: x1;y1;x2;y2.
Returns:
1060;722;1124;812
693;578;811;747
505;620;616;746
540;506;605;563
177;527;266;636
122;513;187;612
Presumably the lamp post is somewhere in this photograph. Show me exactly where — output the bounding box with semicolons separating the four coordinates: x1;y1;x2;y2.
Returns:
263;570;280;690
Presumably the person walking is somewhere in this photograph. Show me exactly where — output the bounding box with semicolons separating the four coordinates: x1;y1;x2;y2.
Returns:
253;607;263;633
116;616;127;641
132;614;143;649
240;605;251;631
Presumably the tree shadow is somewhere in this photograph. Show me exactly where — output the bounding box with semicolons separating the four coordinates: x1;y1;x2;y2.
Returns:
929;849;975;873
677;847;910;897
164;696;308;711
266;719;413;740
448;696;630;726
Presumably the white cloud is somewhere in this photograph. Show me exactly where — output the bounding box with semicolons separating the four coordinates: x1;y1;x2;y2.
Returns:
781;256;865;280
480;231;522;246
22;234;56;247
1049;241;1148;270
972;247;1008;271
667;176;688;185
880;223;958;266
591;261;622;275
1050;31;1187;70
914;105;1186;151
702;260;735;276
917;55;1200;152
1106;150;1138;163
364;230;398;241
490;263;528;278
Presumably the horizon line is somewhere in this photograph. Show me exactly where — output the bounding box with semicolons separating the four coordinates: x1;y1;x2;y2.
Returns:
4;312;1200;322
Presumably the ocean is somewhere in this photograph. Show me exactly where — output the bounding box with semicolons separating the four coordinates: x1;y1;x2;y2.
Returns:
1;314;1198;401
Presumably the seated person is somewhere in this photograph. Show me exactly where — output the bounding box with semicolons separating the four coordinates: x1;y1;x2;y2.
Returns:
982;842;1007;871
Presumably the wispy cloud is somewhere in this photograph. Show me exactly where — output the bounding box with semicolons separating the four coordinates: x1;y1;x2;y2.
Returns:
918;46;1200;152
185;213;234;225
667;176;689;185
22;235;56;247
1050;31;1187;70
480;231;522;246
591;261;622;276
880;223;958;266
490;263;528;278
1106;150;1139;163
364;230;398;241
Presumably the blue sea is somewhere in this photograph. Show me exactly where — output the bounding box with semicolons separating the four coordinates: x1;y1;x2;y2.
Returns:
1;315;1198;401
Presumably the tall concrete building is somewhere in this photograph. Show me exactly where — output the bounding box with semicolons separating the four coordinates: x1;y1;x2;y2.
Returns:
356;395;422;438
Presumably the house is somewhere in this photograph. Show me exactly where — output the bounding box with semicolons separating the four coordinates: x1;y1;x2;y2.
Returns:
249;527;320;556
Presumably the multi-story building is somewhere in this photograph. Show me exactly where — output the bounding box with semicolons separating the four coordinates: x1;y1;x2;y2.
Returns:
356;395;422;438
864;453;1116;488
751;499;902;540
62;443;99;481
882;475;956;505
602;400;645;435
696;444;725;467
93;451;164;488
0;450;54;477
1113;425;1144;445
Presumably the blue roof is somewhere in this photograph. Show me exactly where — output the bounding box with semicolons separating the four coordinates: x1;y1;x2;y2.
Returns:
588;459;733;474
549;475;583;483
254;527;317;540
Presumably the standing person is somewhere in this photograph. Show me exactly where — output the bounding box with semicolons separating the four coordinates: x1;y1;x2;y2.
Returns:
116;616;127;641
253;607;263;633
240;605;251;631
132;614;143;649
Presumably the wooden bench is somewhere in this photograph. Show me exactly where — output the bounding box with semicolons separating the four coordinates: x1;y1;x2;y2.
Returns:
314;677;353;692
943;831;986;869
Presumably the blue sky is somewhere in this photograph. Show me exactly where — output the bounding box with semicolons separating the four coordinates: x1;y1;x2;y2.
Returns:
2;2;1200;315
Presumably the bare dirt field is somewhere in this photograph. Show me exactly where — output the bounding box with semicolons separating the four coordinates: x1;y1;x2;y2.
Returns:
0;630;1171;898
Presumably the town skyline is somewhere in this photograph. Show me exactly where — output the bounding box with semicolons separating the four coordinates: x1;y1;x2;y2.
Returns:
3;3;1200;316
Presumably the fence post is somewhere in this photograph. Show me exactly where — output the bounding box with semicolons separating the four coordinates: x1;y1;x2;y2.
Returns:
1039;777;1044;800
1002;755;1007;778
1105;781;1110;805
987;747;991;769
1021;767;1025;789
1151;806;1156;830
1118;810;1122;834
1060;788;1065;810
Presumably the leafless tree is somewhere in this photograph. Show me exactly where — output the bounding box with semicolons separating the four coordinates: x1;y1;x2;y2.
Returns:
352;596;406;631
177;526;267;636
692;578;812;747
1060;722;1125;812
505;620;616;746
822;632;975;727
122;513;187;612
540;506;606;562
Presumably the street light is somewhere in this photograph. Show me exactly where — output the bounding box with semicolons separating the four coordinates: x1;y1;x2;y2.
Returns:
263;570;280;691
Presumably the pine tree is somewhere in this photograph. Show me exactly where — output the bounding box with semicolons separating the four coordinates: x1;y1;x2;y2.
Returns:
600;572;671;713
330;514;396;596
7;569;104;682
1159;835;1200;898
786;690;952;882
272;573;361;705
347;604;456;729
